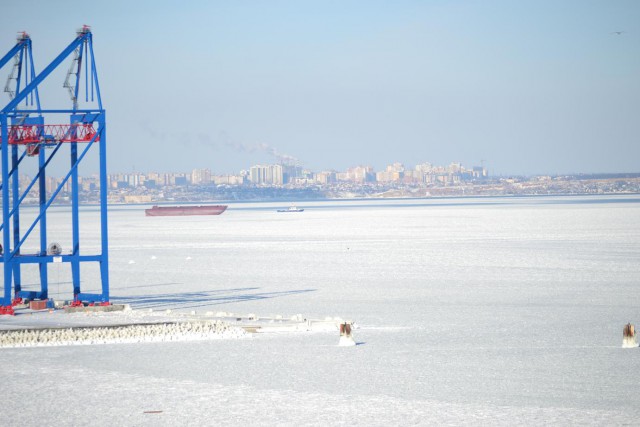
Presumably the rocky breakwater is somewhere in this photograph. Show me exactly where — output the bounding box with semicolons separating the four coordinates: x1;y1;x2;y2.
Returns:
0;320;248;348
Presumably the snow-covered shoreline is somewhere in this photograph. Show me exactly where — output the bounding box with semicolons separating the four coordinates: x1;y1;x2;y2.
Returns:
0;305;350;348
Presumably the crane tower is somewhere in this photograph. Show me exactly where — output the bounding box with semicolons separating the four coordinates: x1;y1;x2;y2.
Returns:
0;27;109;315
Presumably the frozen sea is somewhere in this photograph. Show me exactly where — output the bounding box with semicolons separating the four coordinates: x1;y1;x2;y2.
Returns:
2;195;640;425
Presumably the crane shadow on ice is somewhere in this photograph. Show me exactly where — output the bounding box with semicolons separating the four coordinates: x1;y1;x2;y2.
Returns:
110;282;184;291
111;287;316;310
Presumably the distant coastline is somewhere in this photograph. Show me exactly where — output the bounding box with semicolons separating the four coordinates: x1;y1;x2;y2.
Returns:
9;173;640;206
29;191;640;209
107;173;640;204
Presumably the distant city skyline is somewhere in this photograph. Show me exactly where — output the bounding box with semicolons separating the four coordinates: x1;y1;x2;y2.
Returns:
14;162;639;206
24;158;489;190
2;1;639;176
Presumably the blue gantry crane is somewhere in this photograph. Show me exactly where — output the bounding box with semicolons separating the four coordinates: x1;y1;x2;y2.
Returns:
0;26;109;314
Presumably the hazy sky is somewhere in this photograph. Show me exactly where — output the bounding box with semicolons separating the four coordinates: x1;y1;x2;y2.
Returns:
2;1;639;176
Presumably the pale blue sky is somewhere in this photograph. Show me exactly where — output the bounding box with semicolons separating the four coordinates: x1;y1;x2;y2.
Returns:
2;1;639;175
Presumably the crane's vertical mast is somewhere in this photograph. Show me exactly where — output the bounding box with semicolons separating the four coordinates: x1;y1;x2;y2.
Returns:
0;32;39;314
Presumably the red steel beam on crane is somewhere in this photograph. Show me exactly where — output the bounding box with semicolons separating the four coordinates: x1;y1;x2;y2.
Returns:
7;123;99;144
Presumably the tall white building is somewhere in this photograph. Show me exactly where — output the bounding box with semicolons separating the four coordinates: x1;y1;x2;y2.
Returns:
191;168;211;185
249;164;284;185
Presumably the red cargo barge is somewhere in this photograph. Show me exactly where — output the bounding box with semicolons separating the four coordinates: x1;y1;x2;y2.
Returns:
145;205;227;217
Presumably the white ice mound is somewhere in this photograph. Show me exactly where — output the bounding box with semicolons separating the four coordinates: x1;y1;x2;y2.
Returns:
622;336;638;348
339;335;356;347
